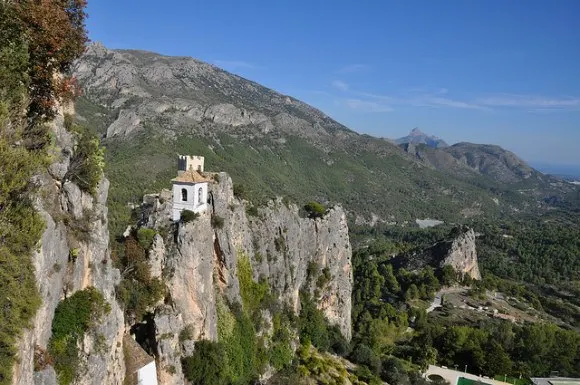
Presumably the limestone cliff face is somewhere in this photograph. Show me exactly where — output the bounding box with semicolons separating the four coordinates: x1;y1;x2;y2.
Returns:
140;172;353;384
441;228;481;280
13;110;125;385
391;227;481;280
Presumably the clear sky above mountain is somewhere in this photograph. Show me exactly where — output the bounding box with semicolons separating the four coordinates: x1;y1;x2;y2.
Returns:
86;0;580;166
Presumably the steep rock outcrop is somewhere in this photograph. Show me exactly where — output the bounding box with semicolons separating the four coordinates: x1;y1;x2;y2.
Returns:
391;227;481;280
440;228;481;280
13;109;126;385
139;172;352;384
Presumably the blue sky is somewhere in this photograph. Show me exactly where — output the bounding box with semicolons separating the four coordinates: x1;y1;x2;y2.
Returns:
86;0;580;167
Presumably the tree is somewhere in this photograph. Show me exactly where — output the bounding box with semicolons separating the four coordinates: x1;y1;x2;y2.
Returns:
441;265;458;286
484;341;512;377
16;0;88;129
182;340;227;385
299;292;330;350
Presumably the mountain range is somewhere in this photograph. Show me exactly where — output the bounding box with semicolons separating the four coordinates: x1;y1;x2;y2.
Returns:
72;43;579;235
395;128;449;148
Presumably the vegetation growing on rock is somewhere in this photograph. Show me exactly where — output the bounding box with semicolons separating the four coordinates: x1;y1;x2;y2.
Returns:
0;0;88;382
304;201;327;219
116;235;165;322
48;288;110;385
65;118;105;196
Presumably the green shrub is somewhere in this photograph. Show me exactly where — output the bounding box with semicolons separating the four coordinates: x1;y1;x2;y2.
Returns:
237;254;269;316
274;235;286;252
182;340;227;385
307;261;320;280
48;288;110;385
136;227;156;250
304;201;327;219
69;248;80;262
246;205;259;217
180;209;199;223
211;215;225;229
299;292;331;351
116;236;165;320
269;314;294;370
179;325;194;342
316;267;332;289
66;123;105;196
216;299;259;384
233;183;245;198
117;278;165;322
0;1;88;381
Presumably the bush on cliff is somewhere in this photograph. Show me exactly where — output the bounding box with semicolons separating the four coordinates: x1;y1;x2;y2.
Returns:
48;288;110;385
304;201;327;219
116;236;165;321
182;340;227;385
66;121;105;196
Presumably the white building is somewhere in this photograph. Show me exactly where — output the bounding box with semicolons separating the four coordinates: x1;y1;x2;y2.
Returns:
172;155;212;221
124;335;158;385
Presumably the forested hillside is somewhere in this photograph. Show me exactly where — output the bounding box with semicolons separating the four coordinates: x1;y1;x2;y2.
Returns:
347;227;580;383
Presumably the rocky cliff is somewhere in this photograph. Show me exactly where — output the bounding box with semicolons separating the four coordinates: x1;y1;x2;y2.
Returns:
137;173;353;384
391;227;481;280
12;102;352;384
13;108;126;385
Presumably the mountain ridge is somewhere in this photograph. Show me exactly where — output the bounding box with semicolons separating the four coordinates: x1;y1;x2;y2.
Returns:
72;43;579;235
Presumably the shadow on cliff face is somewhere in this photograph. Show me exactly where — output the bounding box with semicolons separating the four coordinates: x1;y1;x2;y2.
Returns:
130;313;159;357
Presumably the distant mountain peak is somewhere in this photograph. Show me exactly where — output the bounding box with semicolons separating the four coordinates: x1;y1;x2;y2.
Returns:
410;127;423;136
396;128;449;148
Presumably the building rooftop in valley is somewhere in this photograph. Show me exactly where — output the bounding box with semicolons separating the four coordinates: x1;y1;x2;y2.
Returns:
171;169;213;184
532;378;580;385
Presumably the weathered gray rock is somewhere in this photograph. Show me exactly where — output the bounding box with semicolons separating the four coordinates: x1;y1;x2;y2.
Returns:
33;367;57;385
141;172;353;384
14;107;126;385
441;228;481;280
149;234;166;279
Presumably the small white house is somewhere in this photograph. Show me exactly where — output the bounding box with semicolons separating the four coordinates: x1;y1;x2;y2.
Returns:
124;335;158;385
172;155;212;221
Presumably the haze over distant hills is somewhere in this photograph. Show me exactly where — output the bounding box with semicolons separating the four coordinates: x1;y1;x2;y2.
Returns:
532;163;580;180
395;128;449;148
72;43;579;233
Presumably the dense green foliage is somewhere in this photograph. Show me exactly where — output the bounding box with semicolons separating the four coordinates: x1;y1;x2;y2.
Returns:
116;234;165;321
413;320;580;378
269;313;295;371
182;340;227;385
48;288;110;385
65;118;105;195
237;254;269;316
351;220;580;327
216;299;261;384
350;243;436;375
350;228;580;382
476;221;579;285
0;1;87;382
